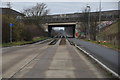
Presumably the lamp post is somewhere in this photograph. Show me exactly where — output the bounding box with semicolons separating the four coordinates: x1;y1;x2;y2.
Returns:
86;5;91;40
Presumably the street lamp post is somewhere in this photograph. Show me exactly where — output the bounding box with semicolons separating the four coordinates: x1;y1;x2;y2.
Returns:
86;5;91;40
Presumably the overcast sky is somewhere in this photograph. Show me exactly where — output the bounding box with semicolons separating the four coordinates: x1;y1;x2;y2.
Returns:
1;2;118;15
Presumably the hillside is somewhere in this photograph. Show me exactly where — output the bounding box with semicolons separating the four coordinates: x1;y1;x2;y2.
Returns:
98;20;119;46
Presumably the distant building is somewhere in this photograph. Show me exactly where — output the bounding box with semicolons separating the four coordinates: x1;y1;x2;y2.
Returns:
1;8;25;20
1;8;25;43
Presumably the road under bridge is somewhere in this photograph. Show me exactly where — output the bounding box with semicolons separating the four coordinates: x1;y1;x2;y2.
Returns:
47;23;77;38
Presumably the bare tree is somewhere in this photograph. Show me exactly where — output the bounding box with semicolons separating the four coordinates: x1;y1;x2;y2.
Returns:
23;3;49;35
90;12;99;40
23;3;49;25
23;3;49;17
80;7;89;37
81;6;99;40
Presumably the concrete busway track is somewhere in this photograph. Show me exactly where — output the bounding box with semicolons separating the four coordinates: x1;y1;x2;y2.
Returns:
68;38;120;78
2;38;53;78
2;38;114;79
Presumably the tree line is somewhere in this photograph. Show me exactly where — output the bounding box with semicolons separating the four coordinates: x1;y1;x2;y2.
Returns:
2;3;49;43
79;6;99;41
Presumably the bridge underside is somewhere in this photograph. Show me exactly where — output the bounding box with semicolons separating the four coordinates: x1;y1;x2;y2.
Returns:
48;23;76;38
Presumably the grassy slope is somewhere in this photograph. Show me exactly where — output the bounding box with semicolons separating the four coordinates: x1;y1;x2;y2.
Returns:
99;20;119;38
84;20;120;51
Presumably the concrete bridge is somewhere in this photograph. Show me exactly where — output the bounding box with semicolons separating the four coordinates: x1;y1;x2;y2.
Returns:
44;10;119;23
42;10;119;37
43;22;81;37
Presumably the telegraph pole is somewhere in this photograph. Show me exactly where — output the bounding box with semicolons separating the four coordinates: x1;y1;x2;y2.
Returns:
97;0;102;40
99;0;101;31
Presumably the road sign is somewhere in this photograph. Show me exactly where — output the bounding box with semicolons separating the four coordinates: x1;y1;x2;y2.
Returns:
75;32;79;38
9;23;13;27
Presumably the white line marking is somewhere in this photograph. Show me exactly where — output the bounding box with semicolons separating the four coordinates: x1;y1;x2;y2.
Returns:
75;44;120;78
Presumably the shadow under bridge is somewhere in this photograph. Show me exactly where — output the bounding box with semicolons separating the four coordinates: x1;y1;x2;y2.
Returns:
48;23;76;38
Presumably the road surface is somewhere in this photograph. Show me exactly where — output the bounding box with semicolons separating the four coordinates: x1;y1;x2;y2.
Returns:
68;38;119;75
2;38;112;78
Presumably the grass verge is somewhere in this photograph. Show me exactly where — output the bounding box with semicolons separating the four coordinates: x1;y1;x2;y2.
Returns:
2;37;49;47
83;39;120;51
